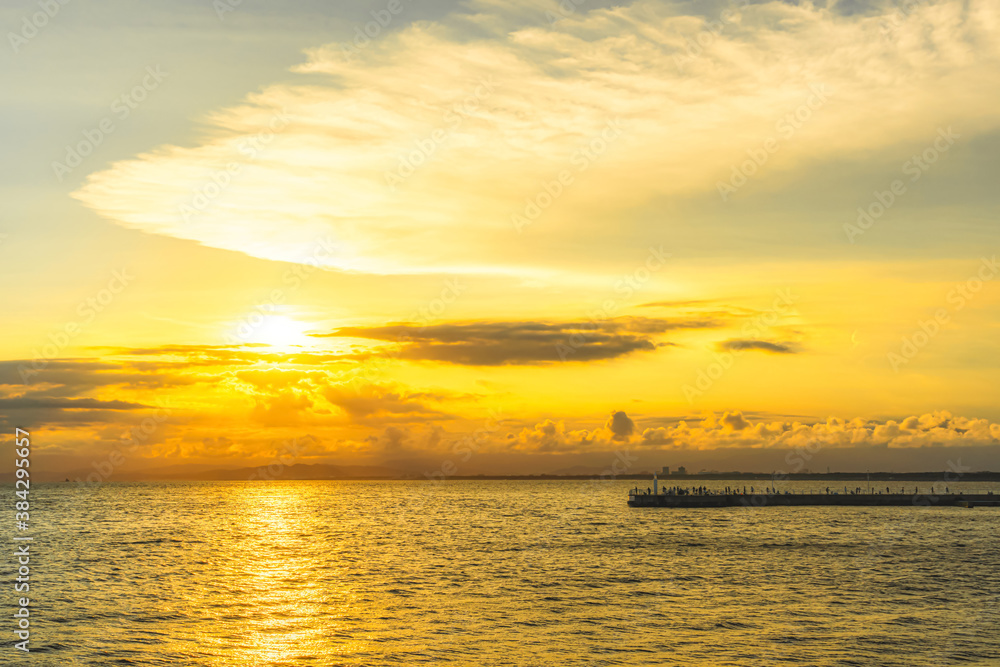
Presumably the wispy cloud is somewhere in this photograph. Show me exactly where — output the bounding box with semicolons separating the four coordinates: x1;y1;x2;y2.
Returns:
319;316;719;365
718;339;797;354
0;397;148;410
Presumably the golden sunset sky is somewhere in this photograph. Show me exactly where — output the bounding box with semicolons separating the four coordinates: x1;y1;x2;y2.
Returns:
2;0;1000;478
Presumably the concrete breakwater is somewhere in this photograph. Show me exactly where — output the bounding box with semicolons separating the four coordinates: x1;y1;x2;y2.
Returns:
627;492;1000;508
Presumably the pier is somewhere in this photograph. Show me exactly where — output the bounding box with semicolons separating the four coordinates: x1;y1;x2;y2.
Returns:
628;490;1000;508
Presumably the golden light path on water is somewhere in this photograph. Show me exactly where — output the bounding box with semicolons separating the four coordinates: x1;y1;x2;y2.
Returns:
197;486;369;664
226;489;329;664
13;479;1000;665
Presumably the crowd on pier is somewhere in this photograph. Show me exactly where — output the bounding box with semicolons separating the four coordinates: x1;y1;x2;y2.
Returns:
629;485;995;496
631;485;777;496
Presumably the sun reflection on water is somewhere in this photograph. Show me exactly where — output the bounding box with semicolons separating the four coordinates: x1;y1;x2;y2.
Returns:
200;484;366;665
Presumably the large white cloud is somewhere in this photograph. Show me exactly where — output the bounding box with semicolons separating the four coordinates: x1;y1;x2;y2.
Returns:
73;0;1000;274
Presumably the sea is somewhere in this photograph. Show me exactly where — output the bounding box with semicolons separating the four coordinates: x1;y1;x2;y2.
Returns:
2;479;999;666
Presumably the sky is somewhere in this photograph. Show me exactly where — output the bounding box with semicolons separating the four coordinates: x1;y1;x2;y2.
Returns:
2;0;1000;479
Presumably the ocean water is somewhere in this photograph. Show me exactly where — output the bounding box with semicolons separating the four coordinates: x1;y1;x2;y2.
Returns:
3;480;999;666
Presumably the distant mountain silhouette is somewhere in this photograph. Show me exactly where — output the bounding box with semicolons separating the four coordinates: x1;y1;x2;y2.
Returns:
160;463;407;481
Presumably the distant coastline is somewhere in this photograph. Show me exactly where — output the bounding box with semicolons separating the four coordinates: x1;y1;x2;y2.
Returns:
413;471;1000;482
7;467;999;483
431;471;1000;482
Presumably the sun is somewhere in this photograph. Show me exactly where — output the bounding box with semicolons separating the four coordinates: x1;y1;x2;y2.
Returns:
251;315;312;349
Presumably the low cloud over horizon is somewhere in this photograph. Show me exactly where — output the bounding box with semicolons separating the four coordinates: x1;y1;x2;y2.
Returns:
3;345;999;476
